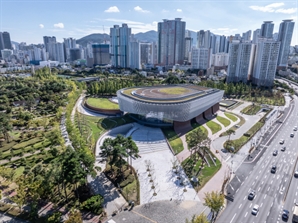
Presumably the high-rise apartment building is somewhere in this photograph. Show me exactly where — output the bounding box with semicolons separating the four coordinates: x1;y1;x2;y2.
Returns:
129;38;141;69
219;35;226;53
92;44;110;66
110;24;131;68
184;31;193;63
64;38;77;62
260;21;274;38
252;29;261;44
69;48;81;62
157;18;186;66
242;30;252;41
277;19;295;67
191;48;210;70
54;43;65;63
252;39;280;87
43;36;56;53
227;41;256;83
197;30;211;49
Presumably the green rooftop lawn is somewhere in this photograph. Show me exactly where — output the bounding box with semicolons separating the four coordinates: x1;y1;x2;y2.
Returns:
159;87;191;95
86;97;119;109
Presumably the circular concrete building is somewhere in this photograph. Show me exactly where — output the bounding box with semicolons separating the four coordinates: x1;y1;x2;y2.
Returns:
117;84;224;132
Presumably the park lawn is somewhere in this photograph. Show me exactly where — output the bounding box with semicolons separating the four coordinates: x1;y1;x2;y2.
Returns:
206;120;222;134
191;123;208;137
84;115;104;140
99;115;134;130
224;121;264;152
241;104;262;115
86;97;119;109
224;112;238;122
162;127;184;154
169;138;184;154
198;159;221;191
216;116;231;127
159;87;190;95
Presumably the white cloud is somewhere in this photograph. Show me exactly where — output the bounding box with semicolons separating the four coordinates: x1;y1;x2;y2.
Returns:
53;23;64;29
275;8;297;14
134;6;150;13
249;2;297;14
162;9;169;13
104;6;120;13
105;18;144;25
39;24;44;29
177;9;182;12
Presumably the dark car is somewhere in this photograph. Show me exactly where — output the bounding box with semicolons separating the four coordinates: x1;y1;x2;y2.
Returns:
271;165;277;173
282;209;289;220
281;146;286;151
273;150;278;156
248;190;256;200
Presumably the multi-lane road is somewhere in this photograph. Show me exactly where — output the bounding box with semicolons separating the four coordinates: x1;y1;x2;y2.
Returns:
219;96;298;223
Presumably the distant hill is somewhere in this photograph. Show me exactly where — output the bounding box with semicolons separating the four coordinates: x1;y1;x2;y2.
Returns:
77;29;197;47
134;30;157;43
76;33;110;47
11;41;19;46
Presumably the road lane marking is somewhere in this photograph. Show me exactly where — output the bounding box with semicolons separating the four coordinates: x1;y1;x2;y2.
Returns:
243;196;246;200
264;194;267;199
236;189;239;193
250;203;252;208
236;176;241;182
245;212;248;217
271;180;273;184
261;203;263;207
239;204;242;209
258;187;261;191
268;187;270;191
252;181;255;186
230;213;236;223
230;184;234;191
261;181;264;185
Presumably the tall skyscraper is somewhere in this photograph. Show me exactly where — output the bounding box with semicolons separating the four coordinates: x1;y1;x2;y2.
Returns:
157;18;186;66
54;43;65;63
219;35;226;53
277;19;295;67
252;29;261;44
260;21;274;38
92;44;110;66
110;24;131;67
191;48;211;70
252;39;280;87
227;41;256;83
2;32;12;50
69;48;81;62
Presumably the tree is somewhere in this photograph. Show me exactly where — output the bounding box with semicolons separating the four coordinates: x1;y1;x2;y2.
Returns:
0;113;12;142
204;191;224;221
185;213;209;223
64;209;83;223
163;75;180;84
226;129;235;141
186;128;207;155
125;136;139;171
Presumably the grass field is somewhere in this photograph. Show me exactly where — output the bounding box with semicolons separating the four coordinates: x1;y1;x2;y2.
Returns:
241;104;262;115
216;116;231;127
206;120;222;134
159;87;190;95
224;112;238;122
86;97;119;109
162;128;184;154
224;121;264;152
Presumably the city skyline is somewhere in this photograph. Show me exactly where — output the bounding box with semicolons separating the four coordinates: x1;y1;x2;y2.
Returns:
0;0;297;45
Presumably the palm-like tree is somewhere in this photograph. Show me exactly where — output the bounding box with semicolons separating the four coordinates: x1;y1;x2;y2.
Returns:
204;191;225;221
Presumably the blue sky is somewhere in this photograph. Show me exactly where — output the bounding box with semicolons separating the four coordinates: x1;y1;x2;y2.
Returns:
0;0;297;45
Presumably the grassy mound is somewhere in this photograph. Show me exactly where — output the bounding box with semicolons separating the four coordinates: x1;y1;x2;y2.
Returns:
86;98;119;109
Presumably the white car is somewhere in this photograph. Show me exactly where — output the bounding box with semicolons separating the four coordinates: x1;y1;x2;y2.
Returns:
252;204;259;215
279;139;285;144
290;133;294;137
294;126;298;131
